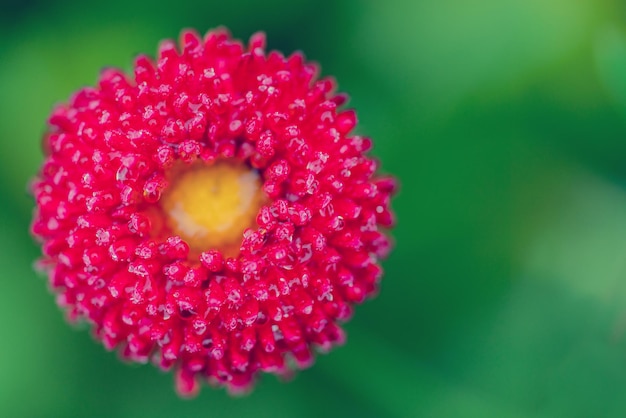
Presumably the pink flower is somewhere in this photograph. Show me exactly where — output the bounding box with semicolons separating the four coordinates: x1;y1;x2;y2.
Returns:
31;28;396;396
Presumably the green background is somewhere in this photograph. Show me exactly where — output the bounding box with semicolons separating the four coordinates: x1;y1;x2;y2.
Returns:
2;0;626;416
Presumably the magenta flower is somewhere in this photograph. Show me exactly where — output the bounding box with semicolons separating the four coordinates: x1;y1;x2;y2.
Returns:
31;28;396;396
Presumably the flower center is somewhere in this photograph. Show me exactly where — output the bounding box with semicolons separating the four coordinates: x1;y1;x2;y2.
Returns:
161;161;265;256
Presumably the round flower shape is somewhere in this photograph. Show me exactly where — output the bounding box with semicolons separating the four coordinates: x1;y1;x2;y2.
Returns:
31;28;396;396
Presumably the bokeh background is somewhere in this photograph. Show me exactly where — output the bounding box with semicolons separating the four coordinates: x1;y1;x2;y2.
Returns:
2;0;626;417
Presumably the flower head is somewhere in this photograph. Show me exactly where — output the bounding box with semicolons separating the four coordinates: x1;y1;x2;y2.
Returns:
31;28;396;396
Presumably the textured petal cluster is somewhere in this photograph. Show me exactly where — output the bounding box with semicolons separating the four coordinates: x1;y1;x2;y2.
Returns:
31;28;395;396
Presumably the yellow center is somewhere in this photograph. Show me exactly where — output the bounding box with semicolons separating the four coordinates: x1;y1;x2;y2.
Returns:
161;161;265;256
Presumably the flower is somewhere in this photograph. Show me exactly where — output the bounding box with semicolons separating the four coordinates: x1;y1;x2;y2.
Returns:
31;28;396;396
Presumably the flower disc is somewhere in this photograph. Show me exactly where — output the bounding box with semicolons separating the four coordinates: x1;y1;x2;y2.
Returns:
31;28;396;396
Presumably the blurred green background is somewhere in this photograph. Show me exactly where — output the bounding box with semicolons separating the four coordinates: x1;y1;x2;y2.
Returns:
3;0;626;417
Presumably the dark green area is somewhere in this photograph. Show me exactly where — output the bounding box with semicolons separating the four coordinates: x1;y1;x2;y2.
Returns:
2;0;626;417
